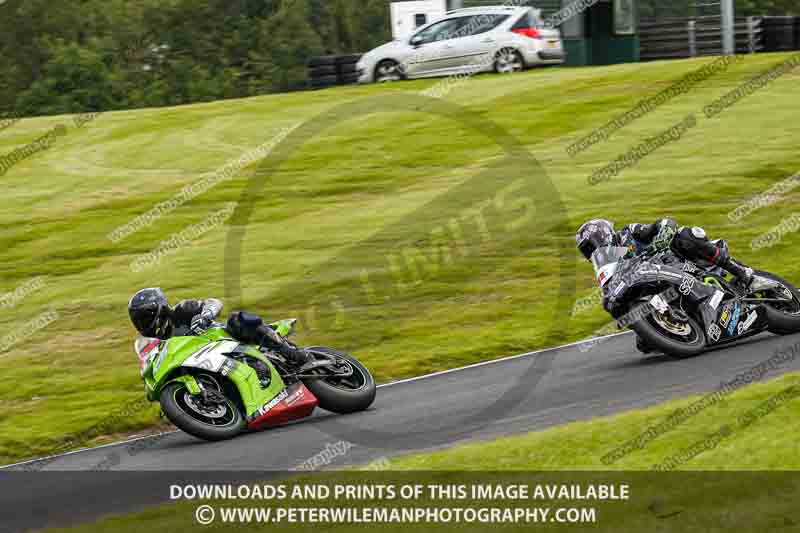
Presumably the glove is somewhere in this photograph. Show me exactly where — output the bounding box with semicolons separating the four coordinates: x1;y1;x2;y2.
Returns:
190;312;213;334
650;219;678;252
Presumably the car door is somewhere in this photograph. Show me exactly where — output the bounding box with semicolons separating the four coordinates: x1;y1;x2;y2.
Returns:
447;14;512;73
405;17;471;77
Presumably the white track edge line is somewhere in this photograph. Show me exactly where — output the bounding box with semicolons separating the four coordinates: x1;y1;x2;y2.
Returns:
1;330;632;470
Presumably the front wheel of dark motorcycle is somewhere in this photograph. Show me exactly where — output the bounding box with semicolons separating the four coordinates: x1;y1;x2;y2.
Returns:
630;311;707;359
301;348;376;414
752;270;800;335
160;378;245;441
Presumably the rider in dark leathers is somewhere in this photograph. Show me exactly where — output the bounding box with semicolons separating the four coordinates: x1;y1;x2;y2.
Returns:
576;218;753;295
127;288;310;366
576;218;754;352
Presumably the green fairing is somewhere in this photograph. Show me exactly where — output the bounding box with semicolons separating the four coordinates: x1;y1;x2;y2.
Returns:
168;375;201;395
270;318;297;338
140;327;287;417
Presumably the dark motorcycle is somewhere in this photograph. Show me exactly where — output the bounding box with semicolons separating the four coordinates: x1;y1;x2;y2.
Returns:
592;243;800;358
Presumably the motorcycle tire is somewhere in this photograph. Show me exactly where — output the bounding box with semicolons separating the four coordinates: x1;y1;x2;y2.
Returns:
630;310;707;359
160;380;245;441
754;270;800;335
302;348;376;414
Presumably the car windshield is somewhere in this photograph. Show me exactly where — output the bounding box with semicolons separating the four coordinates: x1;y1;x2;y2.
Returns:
590;246;629;286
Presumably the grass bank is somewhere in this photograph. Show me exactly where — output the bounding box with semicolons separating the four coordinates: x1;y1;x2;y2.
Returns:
2;52;800;463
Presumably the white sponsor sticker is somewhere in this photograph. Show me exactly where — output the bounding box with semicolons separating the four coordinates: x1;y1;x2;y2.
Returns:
738;311;758;335
709;290;724;310
650;294;669;314
286;388;305;406
708;323;722;342
597;263;618;287
255;389;289;417
613;282;627;297
679;276;696;296
184;340;240;373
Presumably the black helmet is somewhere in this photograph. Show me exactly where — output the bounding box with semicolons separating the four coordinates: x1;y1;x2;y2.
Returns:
128;288;172;338
576;219;617;261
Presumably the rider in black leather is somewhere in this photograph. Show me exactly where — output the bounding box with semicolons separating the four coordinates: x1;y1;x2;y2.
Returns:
127;288;310;366
576;219;754;354
576;218;754;287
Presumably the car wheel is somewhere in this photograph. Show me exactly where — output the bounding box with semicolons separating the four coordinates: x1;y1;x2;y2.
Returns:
494;48;525;74
374;60;404;83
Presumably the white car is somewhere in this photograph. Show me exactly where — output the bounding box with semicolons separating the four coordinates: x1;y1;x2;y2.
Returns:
356;6;565;83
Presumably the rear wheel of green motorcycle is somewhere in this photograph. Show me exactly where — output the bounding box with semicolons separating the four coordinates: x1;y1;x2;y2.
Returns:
753;270;800;335
160;375;245;441
302;348;376;414
629;305;707;359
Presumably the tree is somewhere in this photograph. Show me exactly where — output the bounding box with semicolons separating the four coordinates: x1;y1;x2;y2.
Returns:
16;40;123;115
264;0;325;92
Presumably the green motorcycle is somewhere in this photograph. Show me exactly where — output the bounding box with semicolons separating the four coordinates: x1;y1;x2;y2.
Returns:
134;320;376;441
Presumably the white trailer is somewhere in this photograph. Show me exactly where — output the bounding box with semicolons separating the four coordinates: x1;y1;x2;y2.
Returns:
390;0;449;40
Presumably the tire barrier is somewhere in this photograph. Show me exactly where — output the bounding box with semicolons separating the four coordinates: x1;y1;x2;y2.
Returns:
762;16;798;53
308;54;364;90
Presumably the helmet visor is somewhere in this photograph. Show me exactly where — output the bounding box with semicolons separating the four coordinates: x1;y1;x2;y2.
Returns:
130;303;161;336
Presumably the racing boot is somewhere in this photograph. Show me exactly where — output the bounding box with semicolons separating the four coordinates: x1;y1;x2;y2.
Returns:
257;324;312;367
275;341;312;367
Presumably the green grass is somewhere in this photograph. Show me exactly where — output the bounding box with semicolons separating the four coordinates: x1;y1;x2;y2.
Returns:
379;370;800;471
2;52;800;464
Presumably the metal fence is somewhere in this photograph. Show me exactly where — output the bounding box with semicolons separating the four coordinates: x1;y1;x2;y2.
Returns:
639;16;767;60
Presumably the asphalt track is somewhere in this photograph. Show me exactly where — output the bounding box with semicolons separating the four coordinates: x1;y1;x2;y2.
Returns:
3;331;800;531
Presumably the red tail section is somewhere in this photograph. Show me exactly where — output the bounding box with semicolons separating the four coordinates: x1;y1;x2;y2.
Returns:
247;383;318;430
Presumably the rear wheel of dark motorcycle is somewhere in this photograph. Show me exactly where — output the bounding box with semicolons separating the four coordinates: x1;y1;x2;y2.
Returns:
754;270;800;334
160;378;245;441
302;348;376;414
630;311;707;359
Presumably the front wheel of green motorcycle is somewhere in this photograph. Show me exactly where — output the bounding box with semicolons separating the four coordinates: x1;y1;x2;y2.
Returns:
160;375;245;441
302;348;376;414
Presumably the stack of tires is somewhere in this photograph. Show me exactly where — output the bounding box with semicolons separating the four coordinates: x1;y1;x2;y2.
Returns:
796;17;800;50
762;17;797;52
335;54;362;85
308;56;339;90
308;54;364;90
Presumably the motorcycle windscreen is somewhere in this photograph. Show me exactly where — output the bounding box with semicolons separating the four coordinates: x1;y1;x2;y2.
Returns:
134;336;161;375
591;246;629;287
